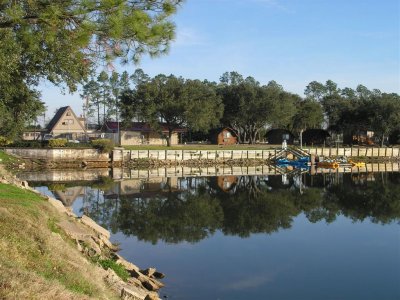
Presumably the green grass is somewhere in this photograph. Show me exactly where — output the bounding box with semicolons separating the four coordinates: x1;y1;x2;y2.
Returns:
0;183;44;209
47;217;61;234
0;183;119;299
97;259;130;282
0;150;18;164
38;259;96;296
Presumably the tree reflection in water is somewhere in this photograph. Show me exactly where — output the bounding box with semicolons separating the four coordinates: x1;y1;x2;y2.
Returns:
78;172;400;244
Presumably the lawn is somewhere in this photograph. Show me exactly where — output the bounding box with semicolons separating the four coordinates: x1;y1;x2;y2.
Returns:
0;149;18;163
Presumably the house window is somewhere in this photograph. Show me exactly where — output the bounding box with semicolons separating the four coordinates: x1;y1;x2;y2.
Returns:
66;112;71;116
224;131;231;138
65;119;74;125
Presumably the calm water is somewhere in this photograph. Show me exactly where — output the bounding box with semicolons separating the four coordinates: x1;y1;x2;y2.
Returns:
29;171;400;300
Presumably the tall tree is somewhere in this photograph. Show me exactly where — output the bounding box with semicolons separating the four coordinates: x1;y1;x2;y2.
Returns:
0;0;183;138
370;93;400;146
97;71;111;124
291;99;324;133
219;73;297;144
121;74;223;146
81;79;102;126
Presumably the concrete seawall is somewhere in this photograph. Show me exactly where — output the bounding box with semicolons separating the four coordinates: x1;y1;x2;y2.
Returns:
112;147;400;162
4;146;400;163
4;148;109;161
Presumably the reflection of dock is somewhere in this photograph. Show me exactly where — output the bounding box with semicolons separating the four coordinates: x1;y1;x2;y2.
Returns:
18;169;110;182
112;163;400;180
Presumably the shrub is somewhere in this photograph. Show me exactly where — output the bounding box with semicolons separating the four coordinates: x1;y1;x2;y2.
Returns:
0;136;12;147
97;259;130;281
9;140;44;148
48;138;68;148
91;139;114;153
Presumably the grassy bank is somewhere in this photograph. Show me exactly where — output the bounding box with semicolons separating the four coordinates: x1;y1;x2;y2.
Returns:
0;182;118;299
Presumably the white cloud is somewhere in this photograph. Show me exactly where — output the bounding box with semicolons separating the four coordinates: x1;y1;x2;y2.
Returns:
173;27;206;47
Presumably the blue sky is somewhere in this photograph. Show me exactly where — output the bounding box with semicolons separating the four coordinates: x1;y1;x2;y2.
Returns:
41;0;399;119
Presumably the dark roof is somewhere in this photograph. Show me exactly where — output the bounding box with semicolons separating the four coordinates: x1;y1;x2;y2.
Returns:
46;106;69;131
104;121;186;133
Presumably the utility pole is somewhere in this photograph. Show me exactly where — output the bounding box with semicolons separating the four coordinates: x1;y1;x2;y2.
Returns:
300;129;304;149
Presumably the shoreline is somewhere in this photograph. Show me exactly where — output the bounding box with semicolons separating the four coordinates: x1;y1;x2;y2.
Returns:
3;146;400;171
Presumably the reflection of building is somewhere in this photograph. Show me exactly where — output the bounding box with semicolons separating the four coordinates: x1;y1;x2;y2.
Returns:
217;176;238;192
53;186;84;207
118;177;179;196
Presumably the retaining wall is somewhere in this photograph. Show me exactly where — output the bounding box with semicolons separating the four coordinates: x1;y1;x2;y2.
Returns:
4;148;109;161
4;146;400;163
112;147;400;162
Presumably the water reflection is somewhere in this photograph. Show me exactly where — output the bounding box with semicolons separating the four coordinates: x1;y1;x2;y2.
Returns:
30;172;400;244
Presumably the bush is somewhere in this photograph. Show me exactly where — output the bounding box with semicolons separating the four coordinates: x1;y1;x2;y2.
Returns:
9;140;44;148
97;259;130;281
48;138;68;148
0;136;12;147
91;139;114;153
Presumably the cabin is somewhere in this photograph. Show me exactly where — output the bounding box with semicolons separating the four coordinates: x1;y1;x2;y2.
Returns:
104;121;186;146
302;129;330;145
22;106;86;141
343;130;375;145
46;106;86;139
209;128;237;145
266;129;295;145
22;129;46;141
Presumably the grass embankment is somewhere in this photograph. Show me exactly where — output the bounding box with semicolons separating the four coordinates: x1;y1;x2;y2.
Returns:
0;150;18;164
0;183;118;299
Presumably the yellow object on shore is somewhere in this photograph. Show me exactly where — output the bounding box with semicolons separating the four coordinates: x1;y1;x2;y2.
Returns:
350;161;366;167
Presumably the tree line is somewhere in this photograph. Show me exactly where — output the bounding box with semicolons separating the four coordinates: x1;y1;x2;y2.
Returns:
81;70;400;146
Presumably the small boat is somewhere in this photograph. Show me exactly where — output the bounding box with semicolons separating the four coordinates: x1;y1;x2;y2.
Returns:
276;157;310;168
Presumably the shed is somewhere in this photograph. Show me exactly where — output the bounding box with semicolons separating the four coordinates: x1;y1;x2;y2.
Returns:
302;129;330;145
210;128;237;145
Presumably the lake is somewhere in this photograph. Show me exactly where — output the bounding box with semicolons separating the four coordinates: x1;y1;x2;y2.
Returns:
27;168;400;300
